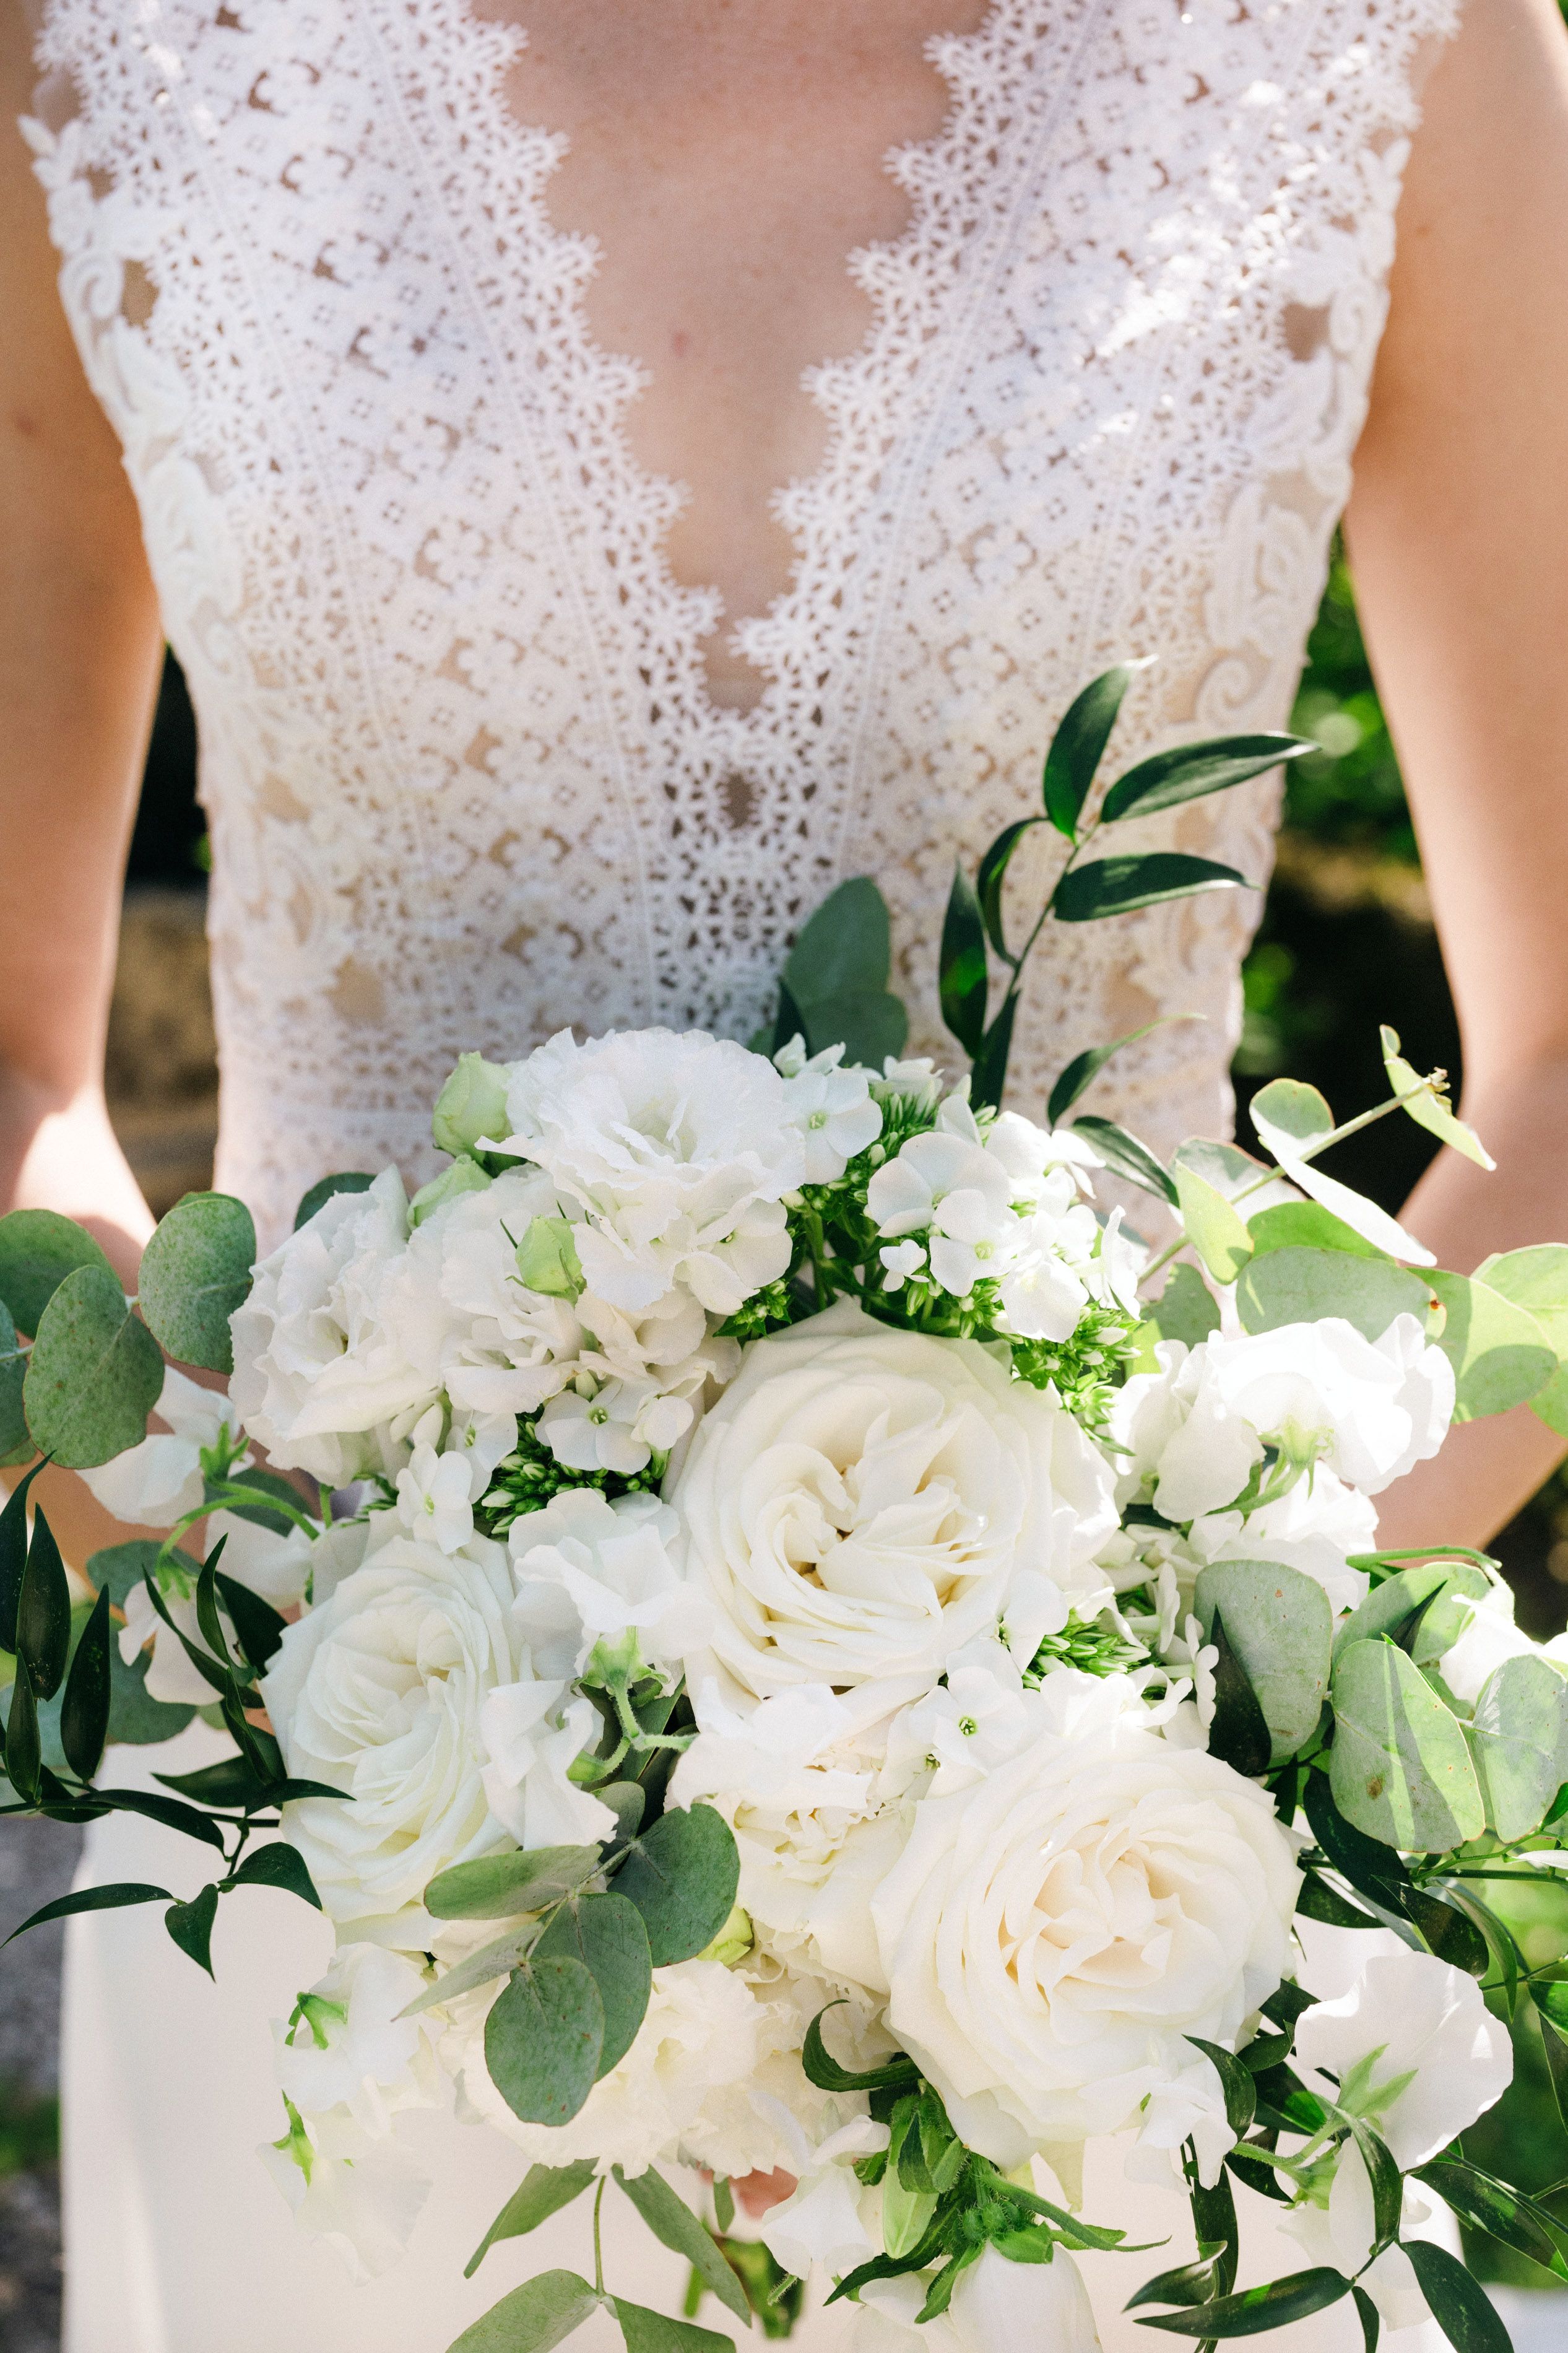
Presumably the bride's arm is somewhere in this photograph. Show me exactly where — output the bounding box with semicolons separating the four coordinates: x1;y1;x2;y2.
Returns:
1342;0;1568;1549
0;13;166;1546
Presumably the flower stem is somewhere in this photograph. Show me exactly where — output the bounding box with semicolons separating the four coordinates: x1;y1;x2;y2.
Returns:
594;2178;605;2297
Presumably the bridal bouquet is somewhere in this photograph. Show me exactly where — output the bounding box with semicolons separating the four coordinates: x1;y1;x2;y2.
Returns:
7;669;1568;2353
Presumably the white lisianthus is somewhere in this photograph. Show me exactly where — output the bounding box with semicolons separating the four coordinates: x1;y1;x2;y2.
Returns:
495;1029;803;1315
509;1489;712;1684
854;2243;1101;2353
1108;1316;1453;1524
273;1945;443;2138
258;2105;430;2282
669;1300;1116;1701
80;1363;243;1526
871;1673;1300;2162
1293;1949;1513;2168
383;1167;584;1420
775;1038;884;1181
476;1677;617;1852
260;1531;604;1933
230;1168;433;1485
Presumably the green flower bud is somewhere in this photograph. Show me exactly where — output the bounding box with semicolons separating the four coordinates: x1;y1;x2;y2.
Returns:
696;1904;755;1968
431;1051;511;1159
408;1154;492;1227
516;1214;585;1300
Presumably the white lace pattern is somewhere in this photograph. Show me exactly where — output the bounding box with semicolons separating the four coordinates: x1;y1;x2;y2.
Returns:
27;0;1457;1248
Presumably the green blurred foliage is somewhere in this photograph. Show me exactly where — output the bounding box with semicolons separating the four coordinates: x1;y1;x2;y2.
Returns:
0;2083;57;2177
1284;547;1417;864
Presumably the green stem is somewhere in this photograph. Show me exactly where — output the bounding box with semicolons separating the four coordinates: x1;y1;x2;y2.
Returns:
594;2178;606;2297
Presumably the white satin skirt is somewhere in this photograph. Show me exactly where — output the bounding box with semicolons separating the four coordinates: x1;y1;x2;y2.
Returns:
62;1728;1449;2353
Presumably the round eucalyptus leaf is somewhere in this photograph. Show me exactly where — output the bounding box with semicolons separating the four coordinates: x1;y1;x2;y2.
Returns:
1470;1651;1568;1842
1427;1270;1557;1421
0;1209;116;1339
1235;1246;1434;1345
1329;1637;1486;1853
615;1803;740;1965
1174;1164;1254;1285
535;1892;652;2076
0;1303;28;1466
1194;1559;1333;1764
784;876;893;1004
137;1191;258;1373
484;1957;604;2127
22;1267;164;1470
425;1843;602;1920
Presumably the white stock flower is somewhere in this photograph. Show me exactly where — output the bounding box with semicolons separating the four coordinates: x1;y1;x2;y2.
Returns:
871;1674;1300;2163
230;1168;432;1485
1293;1949;1512;2168
509;1489;711;1682
497;1028;802;1315
259;2107;430;2282
881;1638;1033;1797
669;1300;1116;1701
539;1375;682;1474
81;1364;242;1526
854;2243;1101;2353
273;1945;442;2138
875;1057;945;1116
776;1040;883;1181
260;1531;602;1933
393;1438;476;1556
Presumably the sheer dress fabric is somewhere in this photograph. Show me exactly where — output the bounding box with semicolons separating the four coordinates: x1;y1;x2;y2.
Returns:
23;0;1458;2344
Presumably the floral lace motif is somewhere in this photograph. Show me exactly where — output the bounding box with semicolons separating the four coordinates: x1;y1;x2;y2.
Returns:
29;0;1456;1248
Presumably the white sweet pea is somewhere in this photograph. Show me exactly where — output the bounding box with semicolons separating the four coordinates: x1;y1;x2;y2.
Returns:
1188;1468;1377;1617
670;1299;1116;1700
205;1507;316;1609
854;2243;1101;2353
230;1168;432;1485
477;1677;617;1850
756;2115;890;2281
1437;1581;1540;1706
117;1575;221;1707
81;1364;243;1526
1280;2175;1440;2333
259;2105;430;2282
272;1945;442;2138
1127;2055;1237;2193
496;1028;802;1315
871;1672;1300;2163
776;1040;883;1181
1293;1950;1513;2168
509;1489;711;1684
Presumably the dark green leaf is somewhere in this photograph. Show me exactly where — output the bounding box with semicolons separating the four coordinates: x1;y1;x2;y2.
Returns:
0;1302;28;1465
1071;1116;1179;1206
1294;1869;1382;1931
0;1209;116;1337
1535;1999;1568;2139
1303;1772;1411;1913
464;2162;599;2277
784;876;893;1004
1206;1611;1271;1779
801;988;907;1071
154;1755;269;1809
596;1781;646;1851
1053;853;1250;924
425;1843;603;1920
611;2297;734;2353
1345;2117;1403;2258
225;1840;322;1907
446;2269;604;2353
3;1658;41;1802
1191;2170;1240;2299
214;1572;287;1675
1223;2146;1293;2204
92;1785;226;1850
1185;2038;1257;2139
484;1957;605;2127
22;1266;163;1469
16;1507;70;1699
1353;2285;1382;2353
1101;734;1311;824
536;1894;652;2076
802;2004;919;2094
938;864;988;1057
89;1542;199;1748
1400;2238;1512;2353
137;1192;257;1374
1401;1888;1489;1978
2;1879;171;1944
765;976;807;1061
614;2166;750;2325
1414;2159;1568;2282
60;1585;112;1782
1044;664;1138;839
0;1458;47;1651
1133;2267;1349;2336
976;818;1044;959
1126;2257;1231;2313
1048;1019;1179;1128
615;1804;739;1966
969;991;1018;1113
293;1172;375;1232
164;1883;219;1977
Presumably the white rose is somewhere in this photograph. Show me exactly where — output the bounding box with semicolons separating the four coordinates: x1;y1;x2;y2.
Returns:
230;1168;432;1485
496;1028;802;1315
871;1674;1301;2162
670;1301;1116;1701
81;1364;243;1526
1293;1948;1513;2168
260;1532;604;1933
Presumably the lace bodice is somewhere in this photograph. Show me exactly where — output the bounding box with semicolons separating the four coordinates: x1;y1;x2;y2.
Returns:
27;0;1454;1250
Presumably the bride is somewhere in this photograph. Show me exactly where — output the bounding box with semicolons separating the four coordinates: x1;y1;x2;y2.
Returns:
3;1;1568;2346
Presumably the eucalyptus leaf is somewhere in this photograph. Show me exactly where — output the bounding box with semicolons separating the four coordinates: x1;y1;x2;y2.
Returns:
1476;1245;1568;1438
1469;1651;1568;1842
1328;1638;1486;1851
1245;1201;1391;1261
22;1266;163;1469
0;1208;116;1337
1174;1164;1254;1284
800;988;907;1070
137;1191;257;1373
615;1804;740;1965
446;2269;605;2353
1174;1137;1290;1207
535;1893;652;2077
425;1843;603;1920
1101;734;1310;824
1427;1270;1556;1422
1247;1092;1435;1262
1043;664;1139;840
938;864;988;1058
1195;1561;1333;1765
1250;1078;1335;1155
1206;1611;1272;1779
293;1172;375;1232
464;2162;599;2277
484;1957;605;2127
1235;1247;1433;1345
613;2166;750;2324
1146;1263;1221;1348
399;1924;535;2018
1333;1562;1457;1663
612;2297;735;2353
1380;1028;1494;1172
1052;852;1249;924
0;1302;28;1466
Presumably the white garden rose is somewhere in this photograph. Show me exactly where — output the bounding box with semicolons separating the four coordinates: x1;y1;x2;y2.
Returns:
870;1673;1300;2164
495;1027;802;1315
260;1531;605;1934
230;1168;432;1485
669;1300;1116;1702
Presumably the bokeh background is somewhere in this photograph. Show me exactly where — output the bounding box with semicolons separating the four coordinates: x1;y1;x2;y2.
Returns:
5;557;1568;2340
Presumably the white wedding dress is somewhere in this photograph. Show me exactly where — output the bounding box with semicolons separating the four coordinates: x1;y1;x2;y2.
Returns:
20;0;1462;2345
